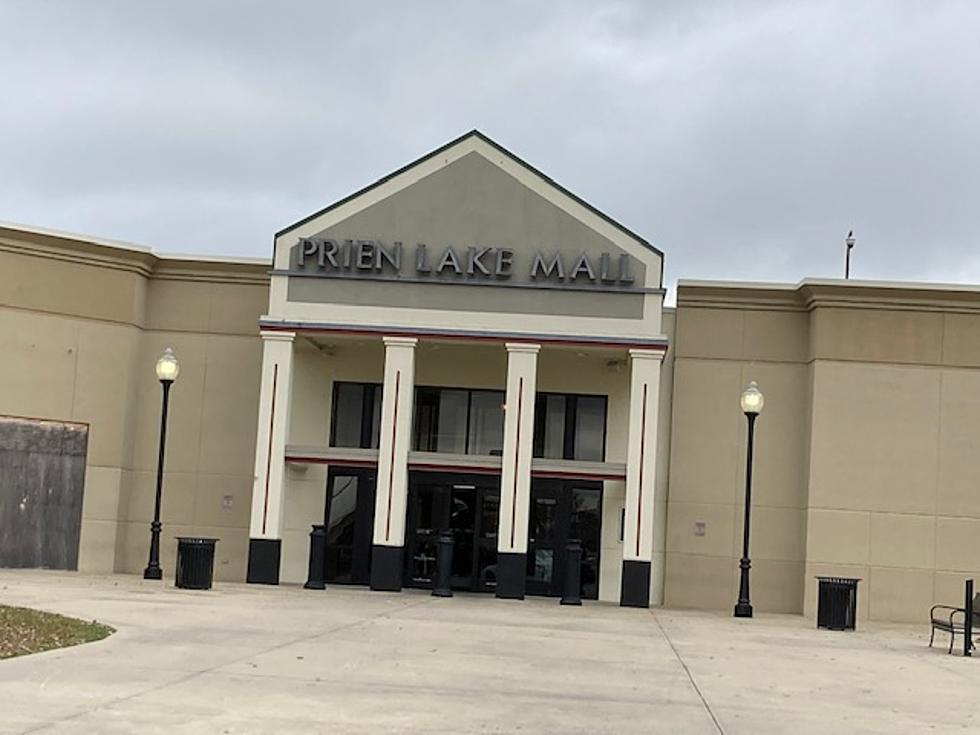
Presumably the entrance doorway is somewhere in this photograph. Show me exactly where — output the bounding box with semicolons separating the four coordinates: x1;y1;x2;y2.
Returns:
323;467;376;585
526;479;603;600
404;472;500;592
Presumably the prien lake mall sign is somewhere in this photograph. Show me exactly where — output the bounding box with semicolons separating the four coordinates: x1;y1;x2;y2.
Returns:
293;238;637;288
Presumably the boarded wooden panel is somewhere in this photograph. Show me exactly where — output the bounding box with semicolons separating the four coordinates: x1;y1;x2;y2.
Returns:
0;416;88;569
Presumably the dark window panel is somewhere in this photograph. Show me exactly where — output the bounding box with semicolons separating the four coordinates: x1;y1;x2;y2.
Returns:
573;395;606;461
332;383;366;448
468;390;505;455
533;394;566;459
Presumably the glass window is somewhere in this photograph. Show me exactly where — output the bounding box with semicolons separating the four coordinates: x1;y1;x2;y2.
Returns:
324;474;359;583
530;550;554;583
468;390;504;455
436;390;468;453
413;388;439;452
534;394;566;459
326;475;359;545
532;393;607;461
570;485;602;600
369;388;382;449
332;383;366;448
331;382;382;449
414;387;504;456
573;396;606;461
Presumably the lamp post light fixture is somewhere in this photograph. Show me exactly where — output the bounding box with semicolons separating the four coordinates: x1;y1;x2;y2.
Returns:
143;347;180;580
734;380;764;618
844;230;855;279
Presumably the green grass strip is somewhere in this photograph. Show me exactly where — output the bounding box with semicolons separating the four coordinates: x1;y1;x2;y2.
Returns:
0;605;113;659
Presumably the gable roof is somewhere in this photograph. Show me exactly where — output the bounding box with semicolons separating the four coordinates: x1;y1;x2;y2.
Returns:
275;129;662;259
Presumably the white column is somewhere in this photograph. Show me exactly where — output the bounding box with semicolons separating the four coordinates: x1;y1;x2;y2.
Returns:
496;342;539;599
621;348;664;607
247;331;295;583
370;336;417;590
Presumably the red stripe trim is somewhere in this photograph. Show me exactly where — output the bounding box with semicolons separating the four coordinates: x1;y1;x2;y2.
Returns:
285;456;376;467
283;456;625;482
260;323;668;353
261;364;279;535
384;370;401;542
509;377;523;549
635;382;647;557
533;469;624;481
409;462;500;475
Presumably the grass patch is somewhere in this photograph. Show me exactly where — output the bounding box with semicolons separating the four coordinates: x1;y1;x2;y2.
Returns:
0;605;113;659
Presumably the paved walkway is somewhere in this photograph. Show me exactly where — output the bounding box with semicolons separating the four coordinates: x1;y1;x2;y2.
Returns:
0;570;975;734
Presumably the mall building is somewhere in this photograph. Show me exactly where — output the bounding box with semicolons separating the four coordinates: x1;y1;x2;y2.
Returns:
2;131;979;620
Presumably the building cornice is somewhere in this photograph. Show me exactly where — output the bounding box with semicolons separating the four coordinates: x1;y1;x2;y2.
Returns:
677;278;980;315
0;222;269;286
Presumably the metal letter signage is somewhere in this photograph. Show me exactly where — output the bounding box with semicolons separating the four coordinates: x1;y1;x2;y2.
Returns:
293;238;637;289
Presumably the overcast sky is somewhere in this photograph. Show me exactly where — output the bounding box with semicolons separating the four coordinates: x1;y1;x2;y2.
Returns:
2;1;978;300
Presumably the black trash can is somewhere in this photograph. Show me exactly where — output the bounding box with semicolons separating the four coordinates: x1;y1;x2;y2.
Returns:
816;576;859;630
175;537;219;590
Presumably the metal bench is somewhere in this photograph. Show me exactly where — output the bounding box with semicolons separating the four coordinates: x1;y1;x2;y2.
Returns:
929;593;980;654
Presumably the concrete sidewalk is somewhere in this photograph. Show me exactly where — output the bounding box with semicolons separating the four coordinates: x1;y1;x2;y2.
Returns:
0;570;975;734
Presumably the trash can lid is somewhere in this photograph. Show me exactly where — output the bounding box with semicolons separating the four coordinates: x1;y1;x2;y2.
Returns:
176;537;220;543
815;576;861;583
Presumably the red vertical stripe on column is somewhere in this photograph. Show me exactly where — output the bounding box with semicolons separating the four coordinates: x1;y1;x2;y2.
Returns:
509;376;523;549
261;364;279;536
635;382;648;558
384;370;401;542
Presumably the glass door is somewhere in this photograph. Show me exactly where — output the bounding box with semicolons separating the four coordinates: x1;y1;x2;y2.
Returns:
405;481;449;588
449;485;476;588
323;467;376;585
569;484;602;600
526;479;602;599
474;488;499;592
404;472;501;592
526;480;562;597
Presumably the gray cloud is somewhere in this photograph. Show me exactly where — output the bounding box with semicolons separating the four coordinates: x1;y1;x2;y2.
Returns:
2;1;978;299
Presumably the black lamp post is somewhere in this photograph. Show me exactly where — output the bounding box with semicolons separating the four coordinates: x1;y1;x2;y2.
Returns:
844;230;855;279
143;347;179;580
734;380;764;618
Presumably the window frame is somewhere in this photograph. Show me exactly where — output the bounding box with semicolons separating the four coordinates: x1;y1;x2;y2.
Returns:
329;381;383;449
412;385;506;456
532;391;608;462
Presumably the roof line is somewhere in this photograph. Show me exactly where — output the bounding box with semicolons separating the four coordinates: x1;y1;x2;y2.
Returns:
0;220;270;266
677;277;980;294
273;129;664;261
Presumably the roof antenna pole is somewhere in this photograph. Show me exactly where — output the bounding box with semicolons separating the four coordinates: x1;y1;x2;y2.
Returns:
844;230;855;279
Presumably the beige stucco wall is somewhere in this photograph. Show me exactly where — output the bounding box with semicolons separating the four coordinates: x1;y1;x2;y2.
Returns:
666;300;810;614
668;280;980;622
0;225;269;581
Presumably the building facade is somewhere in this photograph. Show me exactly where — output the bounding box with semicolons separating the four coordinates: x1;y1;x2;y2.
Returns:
249;132;669;606
668;279;980;622
1;131;978;620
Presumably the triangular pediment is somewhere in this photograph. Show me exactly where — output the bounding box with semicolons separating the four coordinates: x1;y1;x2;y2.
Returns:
275;131;662;289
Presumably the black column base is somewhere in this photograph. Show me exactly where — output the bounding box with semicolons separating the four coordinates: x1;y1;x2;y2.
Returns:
495;552;527;600
734;601;754;618
620;559;651;608
369;544;404;591
246;538;281;585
